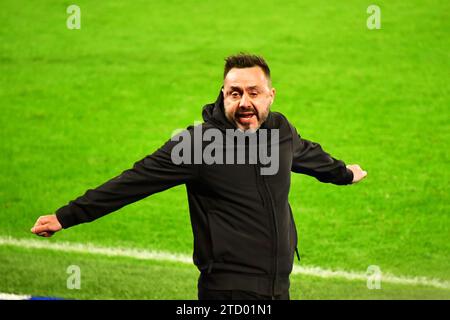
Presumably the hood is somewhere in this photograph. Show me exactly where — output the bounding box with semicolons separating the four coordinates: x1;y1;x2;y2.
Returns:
202;89;275;130
201;90;236;130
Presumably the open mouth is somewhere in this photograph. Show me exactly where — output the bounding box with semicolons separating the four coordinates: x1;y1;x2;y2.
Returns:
236;112;257;124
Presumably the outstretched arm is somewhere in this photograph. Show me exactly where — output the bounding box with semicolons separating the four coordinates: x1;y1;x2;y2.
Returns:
31;131;198;237
289;123;367;185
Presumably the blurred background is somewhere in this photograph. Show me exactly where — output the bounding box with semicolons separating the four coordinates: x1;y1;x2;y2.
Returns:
0;0;449;299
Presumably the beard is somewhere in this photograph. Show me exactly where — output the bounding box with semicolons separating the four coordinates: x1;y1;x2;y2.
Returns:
234;108;269;131
231;105;269;131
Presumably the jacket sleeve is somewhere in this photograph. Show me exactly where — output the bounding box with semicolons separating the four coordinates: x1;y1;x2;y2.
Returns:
289;123;353;185
55;132;198;229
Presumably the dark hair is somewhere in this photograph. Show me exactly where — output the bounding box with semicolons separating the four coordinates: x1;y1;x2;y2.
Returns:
224;53;271;81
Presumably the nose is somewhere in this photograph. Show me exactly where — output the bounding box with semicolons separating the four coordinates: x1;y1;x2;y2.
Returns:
239;93;252;108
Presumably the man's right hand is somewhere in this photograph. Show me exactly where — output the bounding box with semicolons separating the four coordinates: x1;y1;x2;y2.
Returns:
31;214;62;237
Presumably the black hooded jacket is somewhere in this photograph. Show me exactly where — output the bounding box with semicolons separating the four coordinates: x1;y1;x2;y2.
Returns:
56;91;353;296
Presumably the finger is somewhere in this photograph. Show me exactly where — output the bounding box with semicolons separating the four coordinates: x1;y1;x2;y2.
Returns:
38;216;51;225
31;224;50;234
38;231;54;238
33;217;43;227
34;215;54;229
34;216;47;227
356;171;367;182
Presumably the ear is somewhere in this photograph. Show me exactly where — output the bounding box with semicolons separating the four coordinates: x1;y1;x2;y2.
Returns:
270;87;276;106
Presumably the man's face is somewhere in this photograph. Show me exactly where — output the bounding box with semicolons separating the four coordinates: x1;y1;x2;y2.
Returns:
223;66;275;131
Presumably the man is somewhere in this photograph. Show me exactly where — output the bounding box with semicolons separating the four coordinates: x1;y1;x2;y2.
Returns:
31;53;367;300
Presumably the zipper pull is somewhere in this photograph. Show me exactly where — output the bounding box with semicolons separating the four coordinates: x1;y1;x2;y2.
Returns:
207;261;214;274
295;247;301;262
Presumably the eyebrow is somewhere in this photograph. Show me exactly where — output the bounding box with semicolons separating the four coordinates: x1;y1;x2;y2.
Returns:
228;85;260;91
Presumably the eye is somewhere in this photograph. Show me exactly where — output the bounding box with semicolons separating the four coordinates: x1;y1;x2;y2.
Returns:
249;92;258;97
231;92;241;98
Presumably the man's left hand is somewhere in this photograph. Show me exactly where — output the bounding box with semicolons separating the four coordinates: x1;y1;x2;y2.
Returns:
347;164;367;184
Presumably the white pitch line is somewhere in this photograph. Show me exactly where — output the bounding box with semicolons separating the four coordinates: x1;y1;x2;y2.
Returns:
0;292;31;300
292;265;450;290
1;236;449;290
0;236;192;264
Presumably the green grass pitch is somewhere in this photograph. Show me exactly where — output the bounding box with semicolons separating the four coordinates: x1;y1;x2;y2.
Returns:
0;0;449;299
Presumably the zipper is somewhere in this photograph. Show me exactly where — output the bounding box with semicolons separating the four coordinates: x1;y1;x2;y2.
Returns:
253;132;278;297
263;176;279;297
254;164;267;208
256;164;279;297
289;206;301;262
